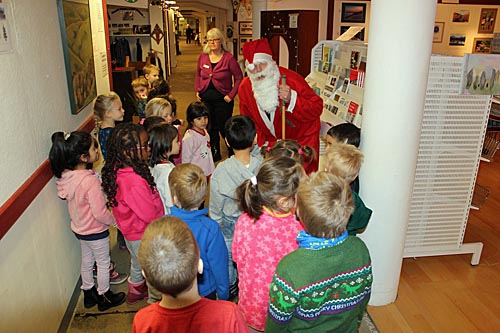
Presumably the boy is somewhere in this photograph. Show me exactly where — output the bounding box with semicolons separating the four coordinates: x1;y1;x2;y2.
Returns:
143;63;160;88
168;163;230;300
209;115;263;296
131;77;149;120
326;122;361;192
134;217;249;333
265;172;372;333
325;143;372;235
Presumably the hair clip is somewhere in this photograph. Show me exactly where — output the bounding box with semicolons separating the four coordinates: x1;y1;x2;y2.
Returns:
64;132;70;141
298;147;303;155
266;146;272;152
250;176;258;186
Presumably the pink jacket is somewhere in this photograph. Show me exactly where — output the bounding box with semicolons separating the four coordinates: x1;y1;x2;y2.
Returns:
112;167;164;241
56;169;115;235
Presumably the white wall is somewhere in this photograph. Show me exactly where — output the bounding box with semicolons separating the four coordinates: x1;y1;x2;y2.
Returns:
0;0;110;331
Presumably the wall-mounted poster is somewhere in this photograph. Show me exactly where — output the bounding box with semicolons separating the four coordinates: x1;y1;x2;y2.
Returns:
341;3;366;23
239;21;252;35
462;54;500;95
478;8;497;34
57;0;97;114
0;0;14;54
472;38;493;54
449;34;466;46
433;22;444;43
452;10;469;23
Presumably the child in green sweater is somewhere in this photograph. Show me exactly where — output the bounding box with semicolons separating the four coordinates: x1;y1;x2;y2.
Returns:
265;172;372;333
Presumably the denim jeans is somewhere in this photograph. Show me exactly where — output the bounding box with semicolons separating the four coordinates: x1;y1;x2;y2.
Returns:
80;237;110;295
124;239;145;283
220;217;237;286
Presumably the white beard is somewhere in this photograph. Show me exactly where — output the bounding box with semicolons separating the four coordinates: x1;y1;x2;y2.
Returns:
248;62;280;113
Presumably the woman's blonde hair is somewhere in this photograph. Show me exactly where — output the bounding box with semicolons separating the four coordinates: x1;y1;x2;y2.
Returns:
203;28;228;54
145;97;172;118
93;92;120;129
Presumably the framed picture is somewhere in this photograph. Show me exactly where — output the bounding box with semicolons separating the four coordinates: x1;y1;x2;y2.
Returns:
57;0;97;114
239;21;252;35
341;3;366;23
478;8;497;34
452;10;469;23
472;38;492;54
449;34;466;46
340;25;365;41
239;37;253;55
433;22;445;43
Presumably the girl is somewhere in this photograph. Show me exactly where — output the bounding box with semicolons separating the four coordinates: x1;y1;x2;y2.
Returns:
102;123;164;304
49;131;125;311
264;139;316;172
233;156;305;332
182;101;215;177
93;92;126;250
148;123;180;215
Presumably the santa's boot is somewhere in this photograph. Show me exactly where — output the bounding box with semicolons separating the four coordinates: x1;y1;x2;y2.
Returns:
126;279;148;304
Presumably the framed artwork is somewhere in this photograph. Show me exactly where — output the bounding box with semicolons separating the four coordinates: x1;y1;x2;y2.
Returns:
452;10;469;23
462;54;500;95
472;38;492;54
57;0;97;114
239;37;253;55
341;3;366;23
340;25;365;41
239;21;252;35
433;22;444;43
478;8;497;34
449;34;466;46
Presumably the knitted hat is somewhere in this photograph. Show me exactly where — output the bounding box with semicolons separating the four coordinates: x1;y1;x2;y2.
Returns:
242;38;274;71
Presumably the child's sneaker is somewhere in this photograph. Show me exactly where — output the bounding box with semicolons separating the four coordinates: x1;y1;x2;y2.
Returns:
110;269;128;285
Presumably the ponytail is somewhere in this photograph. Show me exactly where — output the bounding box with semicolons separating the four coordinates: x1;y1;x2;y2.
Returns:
49;131;93;178
236;178;263;220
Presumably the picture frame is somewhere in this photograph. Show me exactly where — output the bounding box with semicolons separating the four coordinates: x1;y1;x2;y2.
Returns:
57;0;97;114
239;37;253;55
433;22;445;43
239;21;252;35
340;25;365;41
472;38;492;54
341;3;366;23
452;9;469;23
478;8;497;34
449;34;466;46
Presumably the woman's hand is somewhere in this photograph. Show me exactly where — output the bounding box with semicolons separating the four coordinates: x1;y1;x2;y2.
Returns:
224;95;232;103
196;92;201;101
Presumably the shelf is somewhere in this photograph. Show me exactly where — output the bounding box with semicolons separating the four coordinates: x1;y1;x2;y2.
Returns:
110;34;150;37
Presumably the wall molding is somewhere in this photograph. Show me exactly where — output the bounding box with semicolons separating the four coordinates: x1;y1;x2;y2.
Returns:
0;116;95;240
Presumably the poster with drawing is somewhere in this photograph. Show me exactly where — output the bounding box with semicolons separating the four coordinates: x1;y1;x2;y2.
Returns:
461;54;500;95
0;0;13;54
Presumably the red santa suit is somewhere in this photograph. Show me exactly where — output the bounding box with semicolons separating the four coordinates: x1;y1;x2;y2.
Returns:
238;39;323;173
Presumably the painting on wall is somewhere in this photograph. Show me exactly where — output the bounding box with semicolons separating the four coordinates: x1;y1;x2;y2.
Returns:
340;25;365;41
472;38;493;54
57;0;97;114
433;22;444;43
449;34;466;46
341;3;366;24
478;8;497;34
452;10;470;23
462;54;500;95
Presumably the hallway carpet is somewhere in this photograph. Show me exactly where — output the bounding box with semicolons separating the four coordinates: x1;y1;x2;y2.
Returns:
62;42;378;333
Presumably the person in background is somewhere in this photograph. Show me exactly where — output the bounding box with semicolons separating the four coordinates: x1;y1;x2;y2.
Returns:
265;171;372;333
133;217;249;333
49;131;126;312
209;115;263;298
233;156;305;332
238;38;322;173
195;27;243;162
102;123;164;304
167;164;229;301
131;77;149;121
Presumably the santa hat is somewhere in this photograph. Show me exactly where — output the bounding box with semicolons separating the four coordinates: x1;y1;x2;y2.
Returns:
242;38;274;71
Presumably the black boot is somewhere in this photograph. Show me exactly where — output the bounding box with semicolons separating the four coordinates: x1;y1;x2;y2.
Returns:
98;289;126;311
83;286;99;308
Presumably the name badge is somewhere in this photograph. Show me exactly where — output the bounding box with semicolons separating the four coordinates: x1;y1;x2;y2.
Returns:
203;64;210;69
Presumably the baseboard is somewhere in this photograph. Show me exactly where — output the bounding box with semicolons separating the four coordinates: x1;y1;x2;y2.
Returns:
58;277;82;333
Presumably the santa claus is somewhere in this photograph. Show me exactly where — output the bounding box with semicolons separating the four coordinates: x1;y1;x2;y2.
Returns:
238;38;323;173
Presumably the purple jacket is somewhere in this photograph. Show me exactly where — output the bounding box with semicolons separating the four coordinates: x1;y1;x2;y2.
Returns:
195;51;243;100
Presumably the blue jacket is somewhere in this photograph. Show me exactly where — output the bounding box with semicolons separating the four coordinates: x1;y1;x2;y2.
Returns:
169;206;229;300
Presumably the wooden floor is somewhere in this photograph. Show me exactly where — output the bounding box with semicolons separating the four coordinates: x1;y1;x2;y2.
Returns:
368;155;500;332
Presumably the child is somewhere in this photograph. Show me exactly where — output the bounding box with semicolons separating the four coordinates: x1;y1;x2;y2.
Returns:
324;143;372;235
233;156;305;332
102;123;165;304
145;97;174;124
265;172;372;333
147;78;172;100
131;77;149;121
143;116;166;132
143;63;160;88
148;123;180;215
182;102;215;178
209;115;263;295
49;131;126;311
326;122;361;192
264;139;316;171
167;164;229;301
133;216;249;333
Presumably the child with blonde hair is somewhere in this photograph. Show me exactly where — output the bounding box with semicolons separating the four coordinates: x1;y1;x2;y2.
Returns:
143;63;160;87
265;172;372;333
131;77;149;121
102;123;165;304
167;164;229;301
233;156;305;332
145;97;174;124
324;143;372;235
